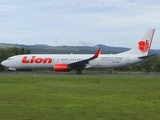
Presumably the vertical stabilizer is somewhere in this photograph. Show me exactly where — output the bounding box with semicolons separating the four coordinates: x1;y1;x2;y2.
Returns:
123;29;155;56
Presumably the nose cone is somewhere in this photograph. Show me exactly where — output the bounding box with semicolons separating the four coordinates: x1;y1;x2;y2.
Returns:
1;60;7;67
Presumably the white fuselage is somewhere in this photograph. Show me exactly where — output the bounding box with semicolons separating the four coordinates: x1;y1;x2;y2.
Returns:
1;54;146;70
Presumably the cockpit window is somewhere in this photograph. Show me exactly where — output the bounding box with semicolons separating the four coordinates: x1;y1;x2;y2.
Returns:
7;58;14;60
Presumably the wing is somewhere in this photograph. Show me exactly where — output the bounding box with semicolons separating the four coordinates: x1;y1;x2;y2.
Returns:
69;47;102;69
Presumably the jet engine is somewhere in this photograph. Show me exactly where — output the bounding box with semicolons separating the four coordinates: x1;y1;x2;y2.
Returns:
54;64;70;71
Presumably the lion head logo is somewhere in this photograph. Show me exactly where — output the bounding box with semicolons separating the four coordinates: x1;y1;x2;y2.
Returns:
138;40;150;53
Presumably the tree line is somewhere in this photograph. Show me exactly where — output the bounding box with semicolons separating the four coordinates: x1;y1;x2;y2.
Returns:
0;47;30;71
0;47;160;72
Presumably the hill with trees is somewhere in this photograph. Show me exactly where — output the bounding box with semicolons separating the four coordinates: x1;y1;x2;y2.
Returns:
0;43;159;54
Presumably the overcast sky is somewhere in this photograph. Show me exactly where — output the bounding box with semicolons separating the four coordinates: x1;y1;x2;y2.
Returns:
0;0;160;49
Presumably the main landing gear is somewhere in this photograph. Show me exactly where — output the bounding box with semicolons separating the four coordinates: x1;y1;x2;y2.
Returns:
76;69;81;74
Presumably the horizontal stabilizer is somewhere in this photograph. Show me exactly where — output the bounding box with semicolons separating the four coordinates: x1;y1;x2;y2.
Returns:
138;54;157;59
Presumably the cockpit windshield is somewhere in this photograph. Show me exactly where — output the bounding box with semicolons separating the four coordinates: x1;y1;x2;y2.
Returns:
7;57;14;60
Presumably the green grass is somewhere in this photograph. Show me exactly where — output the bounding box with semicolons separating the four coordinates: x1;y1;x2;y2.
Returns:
0;76;160;120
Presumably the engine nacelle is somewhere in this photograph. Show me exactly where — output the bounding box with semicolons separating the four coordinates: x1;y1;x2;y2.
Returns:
7;68;16;71
54;64;70;71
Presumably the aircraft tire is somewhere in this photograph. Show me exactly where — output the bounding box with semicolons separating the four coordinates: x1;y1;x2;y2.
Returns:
76;69;81;74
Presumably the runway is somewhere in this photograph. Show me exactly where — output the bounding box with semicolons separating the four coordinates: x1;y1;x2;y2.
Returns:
0;73;160;78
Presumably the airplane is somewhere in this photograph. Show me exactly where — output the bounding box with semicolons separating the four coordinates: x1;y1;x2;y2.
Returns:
1;29;155;74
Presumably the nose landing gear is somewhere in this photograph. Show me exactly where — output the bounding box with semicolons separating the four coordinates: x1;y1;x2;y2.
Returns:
14;70;18;74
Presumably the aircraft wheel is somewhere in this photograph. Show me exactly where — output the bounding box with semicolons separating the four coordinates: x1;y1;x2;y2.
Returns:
76;69;81;74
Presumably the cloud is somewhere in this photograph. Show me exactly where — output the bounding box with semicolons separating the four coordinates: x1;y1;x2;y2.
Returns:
0;5;18;11
74;41;94;46
0;0;160;49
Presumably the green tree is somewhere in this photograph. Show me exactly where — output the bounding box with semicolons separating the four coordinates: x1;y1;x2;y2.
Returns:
7;47;20;56
0;48;8;71
19;47;25;54
25;49;30;54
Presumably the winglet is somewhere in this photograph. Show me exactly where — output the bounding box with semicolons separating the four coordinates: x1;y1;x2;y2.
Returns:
93;47;102;58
